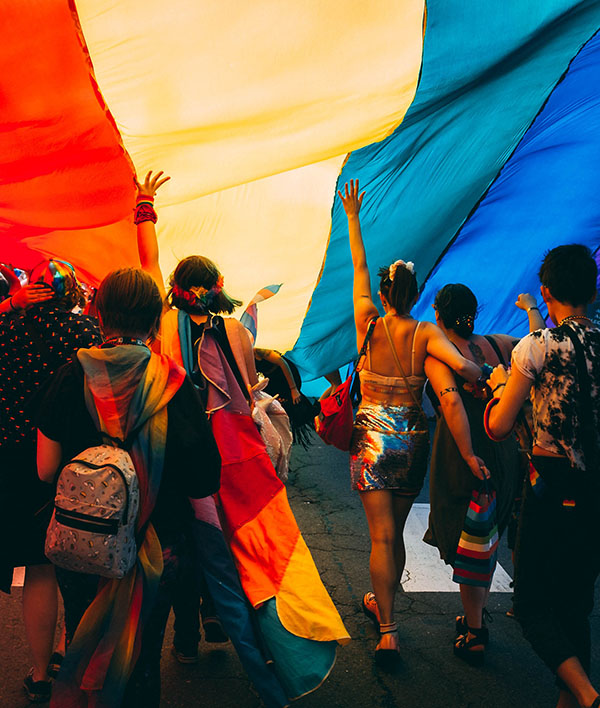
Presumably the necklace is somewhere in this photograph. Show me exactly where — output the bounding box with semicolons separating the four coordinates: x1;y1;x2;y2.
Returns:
558;315;593;327
101;336;148;348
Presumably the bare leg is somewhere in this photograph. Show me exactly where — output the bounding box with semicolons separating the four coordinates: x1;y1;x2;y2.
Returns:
391;495;415;587
459;585;487;630
360;491;414;625
23;564;58;682
556;656;599;708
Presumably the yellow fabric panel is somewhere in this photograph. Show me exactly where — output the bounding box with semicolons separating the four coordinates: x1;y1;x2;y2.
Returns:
275;533;351;644
76;0;425;351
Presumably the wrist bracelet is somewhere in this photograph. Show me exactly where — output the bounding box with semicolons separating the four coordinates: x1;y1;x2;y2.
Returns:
134;202;158;225
483;397;511;442
9;296;17;312
526;305;539;313
492;383;506;395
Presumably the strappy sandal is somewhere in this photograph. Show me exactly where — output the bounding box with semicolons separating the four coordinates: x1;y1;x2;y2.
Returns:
454;627;486;667
455;608;491;645
375;622;400;669
362;592;381;632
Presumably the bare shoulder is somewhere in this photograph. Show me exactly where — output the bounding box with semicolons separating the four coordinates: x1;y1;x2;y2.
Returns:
355;299;379;327
418;320;442;338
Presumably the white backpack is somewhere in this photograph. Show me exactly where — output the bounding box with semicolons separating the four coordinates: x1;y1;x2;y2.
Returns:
45;444;140;578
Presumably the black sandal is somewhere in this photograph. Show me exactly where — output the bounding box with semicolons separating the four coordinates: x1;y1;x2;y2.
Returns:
454;627;486;667
587;698;600;708
455;608;491;645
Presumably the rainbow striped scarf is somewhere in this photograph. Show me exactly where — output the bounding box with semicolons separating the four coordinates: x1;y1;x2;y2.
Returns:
51;344;184;708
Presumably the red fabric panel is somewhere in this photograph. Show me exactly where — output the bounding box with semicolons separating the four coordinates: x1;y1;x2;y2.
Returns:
0;0;136;282
211;409;284;534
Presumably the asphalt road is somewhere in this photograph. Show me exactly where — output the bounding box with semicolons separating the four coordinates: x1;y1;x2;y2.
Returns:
1;433;599;707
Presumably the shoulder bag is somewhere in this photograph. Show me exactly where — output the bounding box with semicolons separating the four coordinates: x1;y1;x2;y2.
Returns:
315;317;378;451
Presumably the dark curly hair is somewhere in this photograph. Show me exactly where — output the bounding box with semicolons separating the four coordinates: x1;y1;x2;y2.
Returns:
434;283;478;338
377;263;418;315
538;244;597;307
167;256;242;315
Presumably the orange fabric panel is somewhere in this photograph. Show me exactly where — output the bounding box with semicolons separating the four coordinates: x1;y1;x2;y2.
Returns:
229;488;300;607
0;1;136;282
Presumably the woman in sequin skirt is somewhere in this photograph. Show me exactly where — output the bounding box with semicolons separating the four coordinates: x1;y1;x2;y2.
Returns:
338;180;490;666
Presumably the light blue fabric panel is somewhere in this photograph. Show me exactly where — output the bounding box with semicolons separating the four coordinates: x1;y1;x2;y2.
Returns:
256;598;337;700
415;29;600;335
289;1;600;379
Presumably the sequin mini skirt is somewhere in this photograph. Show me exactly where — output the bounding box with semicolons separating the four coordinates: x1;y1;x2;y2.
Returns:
350;403;429;495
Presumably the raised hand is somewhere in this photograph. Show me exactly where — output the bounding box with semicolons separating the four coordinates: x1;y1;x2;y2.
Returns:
11;283;54;310
134;170;171;200
515;293;537;311
337;179;365;218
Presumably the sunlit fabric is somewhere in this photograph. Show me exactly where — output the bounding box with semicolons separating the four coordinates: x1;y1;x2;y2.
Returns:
0;2;137;286
415;28;600;335
72;0;426;350
289;0;600;378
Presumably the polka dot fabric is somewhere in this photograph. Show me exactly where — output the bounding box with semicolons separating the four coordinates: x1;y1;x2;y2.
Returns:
0;304;101;445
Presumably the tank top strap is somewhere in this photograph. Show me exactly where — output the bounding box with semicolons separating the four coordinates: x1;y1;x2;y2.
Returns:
411;321;421;375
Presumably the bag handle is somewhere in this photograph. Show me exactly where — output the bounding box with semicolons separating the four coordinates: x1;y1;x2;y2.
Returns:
381;317;421;408
560;324;599;473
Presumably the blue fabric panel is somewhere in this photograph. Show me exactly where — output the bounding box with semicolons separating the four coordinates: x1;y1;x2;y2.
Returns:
289;0;600;379
256;599;337;700
415;29;600;335
191;520;290;708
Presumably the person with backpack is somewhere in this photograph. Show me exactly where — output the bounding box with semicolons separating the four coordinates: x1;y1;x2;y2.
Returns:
33;267;221;708
486;245;600;708
0;258;99;702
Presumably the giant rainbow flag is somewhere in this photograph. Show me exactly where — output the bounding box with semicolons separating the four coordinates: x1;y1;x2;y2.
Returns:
2;1;600;379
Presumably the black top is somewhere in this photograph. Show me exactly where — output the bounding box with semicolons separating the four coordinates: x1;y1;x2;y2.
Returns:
0;304;101;446
32;359;221;537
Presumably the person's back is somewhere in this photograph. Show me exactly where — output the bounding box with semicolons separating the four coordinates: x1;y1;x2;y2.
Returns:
487;244;600;708
0;259;100;702
34;267;221;708
513;321;600;471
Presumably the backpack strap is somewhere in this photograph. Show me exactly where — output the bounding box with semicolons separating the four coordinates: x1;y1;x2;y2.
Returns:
381;317;421;408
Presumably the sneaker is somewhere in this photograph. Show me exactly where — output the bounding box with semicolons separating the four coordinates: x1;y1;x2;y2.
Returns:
47;652;64;679
171;644;198;664
202;617;229;644
23;669;52;703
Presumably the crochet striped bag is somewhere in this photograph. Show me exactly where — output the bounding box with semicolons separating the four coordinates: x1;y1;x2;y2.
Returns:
452;480;499;588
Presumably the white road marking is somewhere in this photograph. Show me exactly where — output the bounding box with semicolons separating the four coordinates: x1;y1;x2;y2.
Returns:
10;505;513;593
12;566;25;588
401;503;513;593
